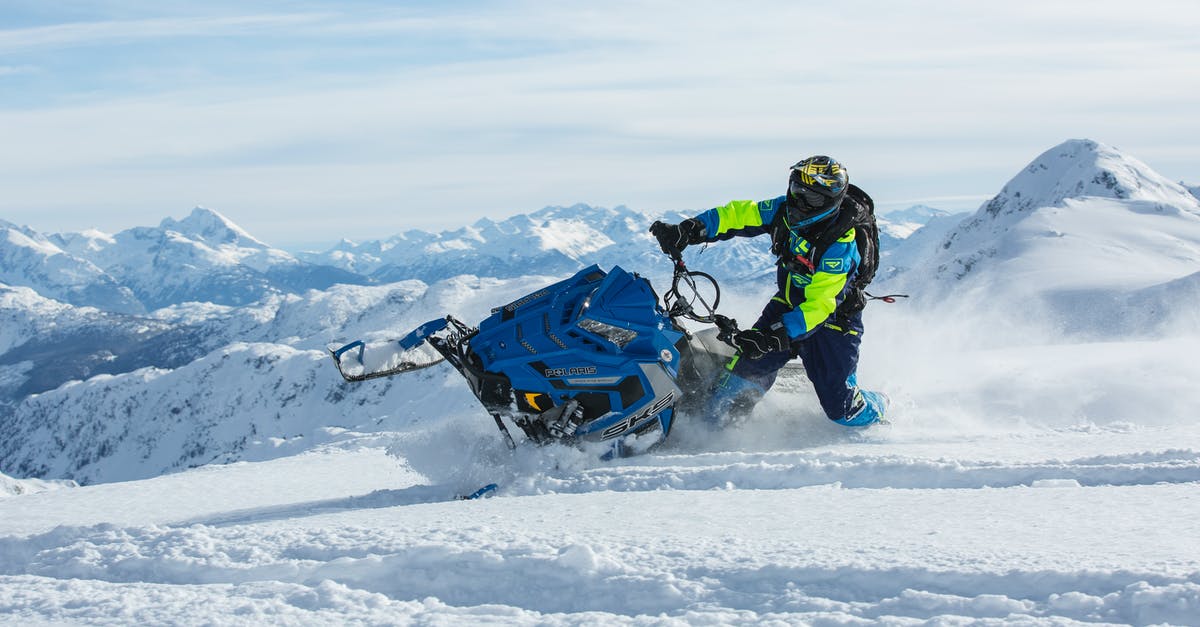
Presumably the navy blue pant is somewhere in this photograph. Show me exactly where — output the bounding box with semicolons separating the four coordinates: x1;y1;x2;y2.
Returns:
727;299;863;421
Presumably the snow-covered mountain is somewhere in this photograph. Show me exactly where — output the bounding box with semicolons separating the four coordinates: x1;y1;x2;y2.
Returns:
301;204;676;284
877;139;1200;338
0;220;143;314
49;207;369;310
0;282;251;404
878;204;952;241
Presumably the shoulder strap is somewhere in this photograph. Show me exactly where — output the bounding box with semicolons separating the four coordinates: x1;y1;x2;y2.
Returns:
769;203;790;257
843;184;879;287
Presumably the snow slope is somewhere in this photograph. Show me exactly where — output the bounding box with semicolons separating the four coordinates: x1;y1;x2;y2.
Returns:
0;470;75;498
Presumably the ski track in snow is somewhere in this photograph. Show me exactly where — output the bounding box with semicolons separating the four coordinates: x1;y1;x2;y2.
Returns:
3;418;1200;625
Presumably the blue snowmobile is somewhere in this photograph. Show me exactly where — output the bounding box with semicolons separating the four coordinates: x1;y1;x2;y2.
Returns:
329;260;742;458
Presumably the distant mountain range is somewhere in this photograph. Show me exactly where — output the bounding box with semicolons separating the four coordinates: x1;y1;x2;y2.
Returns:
3;138;1197;485
3;201;939;317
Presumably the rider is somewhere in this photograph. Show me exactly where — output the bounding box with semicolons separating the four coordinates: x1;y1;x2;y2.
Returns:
649;156;888;427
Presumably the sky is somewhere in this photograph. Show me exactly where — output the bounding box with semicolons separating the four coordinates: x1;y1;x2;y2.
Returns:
1;0;1198;249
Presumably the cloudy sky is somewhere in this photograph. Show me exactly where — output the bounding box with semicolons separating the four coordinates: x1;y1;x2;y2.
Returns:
2;0;1197;248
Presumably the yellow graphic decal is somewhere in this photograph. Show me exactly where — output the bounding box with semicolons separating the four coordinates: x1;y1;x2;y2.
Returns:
524;393;543;411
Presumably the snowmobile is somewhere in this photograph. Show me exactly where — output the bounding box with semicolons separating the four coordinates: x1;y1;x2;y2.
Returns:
328;259;744;458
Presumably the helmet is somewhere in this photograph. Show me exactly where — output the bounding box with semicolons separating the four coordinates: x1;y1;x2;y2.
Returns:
786;156;848;227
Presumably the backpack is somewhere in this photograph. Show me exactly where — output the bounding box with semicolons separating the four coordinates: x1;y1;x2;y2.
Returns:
770;183;881;318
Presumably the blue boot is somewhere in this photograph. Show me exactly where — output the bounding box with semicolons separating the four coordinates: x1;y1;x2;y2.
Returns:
704;371;767;427
833;389;889;427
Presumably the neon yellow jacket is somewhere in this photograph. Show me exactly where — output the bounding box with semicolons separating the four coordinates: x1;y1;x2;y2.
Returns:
694;196;861;338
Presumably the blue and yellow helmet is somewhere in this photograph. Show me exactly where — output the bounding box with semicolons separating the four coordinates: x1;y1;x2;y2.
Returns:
787;156;848;227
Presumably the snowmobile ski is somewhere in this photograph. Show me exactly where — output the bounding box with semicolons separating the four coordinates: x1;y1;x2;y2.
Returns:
459;483;499;500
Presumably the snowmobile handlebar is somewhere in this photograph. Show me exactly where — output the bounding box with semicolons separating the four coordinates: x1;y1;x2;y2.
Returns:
663;257;740;342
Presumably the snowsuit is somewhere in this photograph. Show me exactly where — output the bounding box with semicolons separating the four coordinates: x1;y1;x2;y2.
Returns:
691;196;886;426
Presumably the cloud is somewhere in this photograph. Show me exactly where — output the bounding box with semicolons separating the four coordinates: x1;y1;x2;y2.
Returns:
0;13;333;53
2;0;1199;243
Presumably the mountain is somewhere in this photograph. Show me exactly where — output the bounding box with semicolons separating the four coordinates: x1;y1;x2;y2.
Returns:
0;275;555;484
0;208;389;406
50;207;369;310
878;204;952;240
875;205;954;261
300;203;784;285
0;220;144;314
302;204;665;283
0;293;226;404
879;140;1200;331
883;204;954;223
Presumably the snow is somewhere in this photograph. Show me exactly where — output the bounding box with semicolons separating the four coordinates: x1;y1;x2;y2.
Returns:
2;227;62;257
3;139;1200;623
3;310;1199;622
2;414;1199;623
0;471;75;498
530;219;616;256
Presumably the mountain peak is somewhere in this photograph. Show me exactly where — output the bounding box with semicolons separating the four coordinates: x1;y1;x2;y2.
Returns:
159;207;267;248
883;205;952;224
980;139;1198;219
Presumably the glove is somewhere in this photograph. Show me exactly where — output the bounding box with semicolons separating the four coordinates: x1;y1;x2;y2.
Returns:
733;324;791;360
839;288;867;315
649;218;706;258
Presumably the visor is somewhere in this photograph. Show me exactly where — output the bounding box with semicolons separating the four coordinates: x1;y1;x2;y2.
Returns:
791;186;830;209
787;181;838;224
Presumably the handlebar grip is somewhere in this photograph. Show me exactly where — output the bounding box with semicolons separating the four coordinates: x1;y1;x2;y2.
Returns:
714;314;739;344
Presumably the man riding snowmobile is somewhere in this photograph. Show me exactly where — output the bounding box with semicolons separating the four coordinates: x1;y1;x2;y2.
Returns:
649;155;889;427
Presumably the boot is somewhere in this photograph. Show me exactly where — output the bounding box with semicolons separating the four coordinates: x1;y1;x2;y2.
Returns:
834;389;889;427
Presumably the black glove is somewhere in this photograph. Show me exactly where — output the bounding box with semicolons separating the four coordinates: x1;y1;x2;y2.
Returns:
733;323;791;360
649;218;706;258
839;288;867;315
